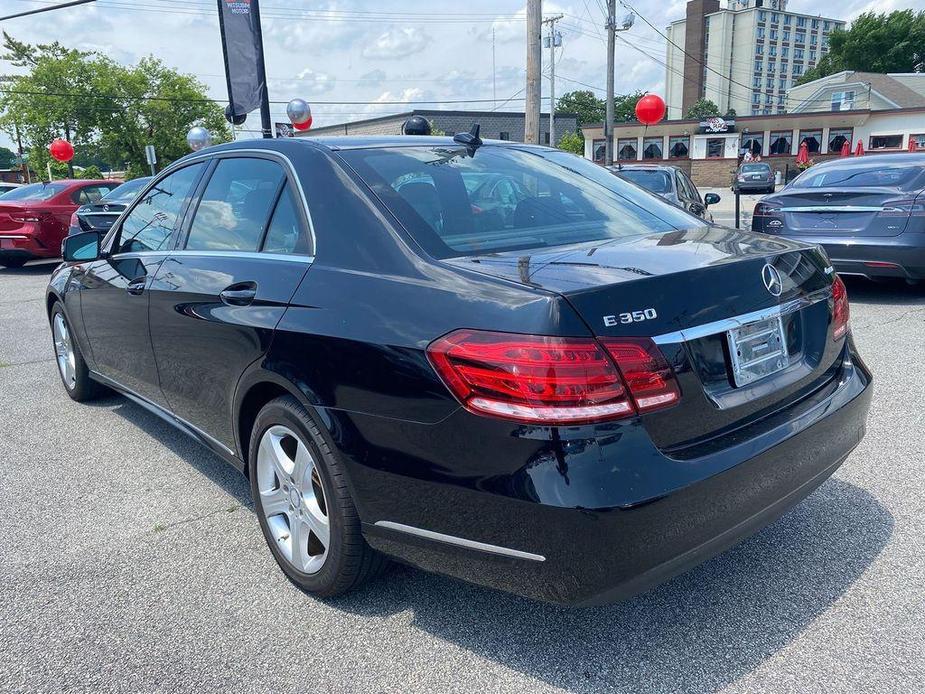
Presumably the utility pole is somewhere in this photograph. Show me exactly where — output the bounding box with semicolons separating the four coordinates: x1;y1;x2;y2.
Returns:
543;15;563;146
604;3;634;165
525;0;541;144
492;28;497;108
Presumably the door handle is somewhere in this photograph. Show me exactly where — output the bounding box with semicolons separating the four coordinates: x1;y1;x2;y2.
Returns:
126;276;147;295
220;281;257;306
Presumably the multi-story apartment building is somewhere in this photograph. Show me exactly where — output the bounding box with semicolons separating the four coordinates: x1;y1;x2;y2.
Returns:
665;0;846;120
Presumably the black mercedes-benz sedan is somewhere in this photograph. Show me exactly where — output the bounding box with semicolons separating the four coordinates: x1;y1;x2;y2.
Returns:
68;176;153;236
752;153;925;282
48;136;871;606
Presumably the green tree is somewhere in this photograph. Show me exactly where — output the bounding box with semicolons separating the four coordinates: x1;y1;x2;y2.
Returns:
556;89;647;126
798;10;925;84
76;164;103;179
556;90;605;126
557;131;584;155
0;146;15;168
685;98;721;120
0;34;229;177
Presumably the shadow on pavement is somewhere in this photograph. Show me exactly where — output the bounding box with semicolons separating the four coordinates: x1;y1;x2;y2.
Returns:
95;392;891;693
842;276;925;306
333;477;891;693
0;260;59;276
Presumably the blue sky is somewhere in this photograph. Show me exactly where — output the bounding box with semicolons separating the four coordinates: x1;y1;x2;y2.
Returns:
0;0;919;152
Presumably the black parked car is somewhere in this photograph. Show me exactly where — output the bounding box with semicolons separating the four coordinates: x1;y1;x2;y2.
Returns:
753;153;925;282
68;176;153;236
609;163;720;221
733;162;775;194
48;136;871;606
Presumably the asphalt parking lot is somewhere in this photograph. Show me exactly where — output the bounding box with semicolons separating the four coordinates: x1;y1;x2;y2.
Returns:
1;260;923;693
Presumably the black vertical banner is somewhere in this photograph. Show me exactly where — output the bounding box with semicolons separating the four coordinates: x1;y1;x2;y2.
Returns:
217;0;271;135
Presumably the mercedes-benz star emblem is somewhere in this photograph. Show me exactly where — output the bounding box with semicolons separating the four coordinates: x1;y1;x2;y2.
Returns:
102;205;109;212
762;263;783;297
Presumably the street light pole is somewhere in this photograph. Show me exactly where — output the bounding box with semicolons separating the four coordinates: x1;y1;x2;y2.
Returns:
543;14;563;147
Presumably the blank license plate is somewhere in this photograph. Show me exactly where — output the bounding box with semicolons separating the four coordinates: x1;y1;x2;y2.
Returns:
726;316;789;387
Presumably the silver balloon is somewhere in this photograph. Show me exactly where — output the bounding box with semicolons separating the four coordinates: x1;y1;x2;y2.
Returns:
186;126;212;152
286;98;312;125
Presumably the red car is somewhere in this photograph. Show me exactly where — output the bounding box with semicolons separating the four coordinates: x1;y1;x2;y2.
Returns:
0;179;120;267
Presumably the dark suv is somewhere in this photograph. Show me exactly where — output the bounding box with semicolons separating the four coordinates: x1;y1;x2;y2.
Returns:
48;137;870;605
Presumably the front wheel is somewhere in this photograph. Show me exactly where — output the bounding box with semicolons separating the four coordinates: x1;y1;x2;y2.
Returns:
249;395;386;597
50;303;105;401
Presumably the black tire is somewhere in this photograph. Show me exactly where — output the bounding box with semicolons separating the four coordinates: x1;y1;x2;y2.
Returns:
50;302;106;402
1;257;28;268
248;395;386;597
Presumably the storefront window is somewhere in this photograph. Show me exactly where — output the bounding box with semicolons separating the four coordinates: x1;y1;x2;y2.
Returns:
592;139;606;162
769;130;793;155
707;139;725;158
828;128;852;152
741;132;765;156
800;130;823;153
617;138;637;161
668;135;690;158
642;137;663;160
912;134;925;148
869;134;903;150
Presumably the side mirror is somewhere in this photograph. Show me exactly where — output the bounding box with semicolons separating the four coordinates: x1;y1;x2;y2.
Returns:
704;193;721;207
62;231;101;262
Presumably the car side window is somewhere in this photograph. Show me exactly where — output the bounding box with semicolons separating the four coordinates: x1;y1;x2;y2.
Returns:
185;157;285;252
675;173;689;201
114;163;205;254
261;185;311;255
681;172;701;203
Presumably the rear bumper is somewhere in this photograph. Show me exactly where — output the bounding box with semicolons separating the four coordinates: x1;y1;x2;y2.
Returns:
0;234;54;262
735;181;774;192
758;232;925;280
352;342;872;605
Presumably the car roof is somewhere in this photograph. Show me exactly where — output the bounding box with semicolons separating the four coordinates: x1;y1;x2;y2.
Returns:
195;136;552;154
809;152;925;170
610;163;678;172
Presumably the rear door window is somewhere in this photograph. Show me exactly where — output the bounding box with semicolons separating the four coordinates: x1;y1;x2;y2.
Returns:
262;185;312;255
113;163;205;254
72;185;116;205
185;157;286;251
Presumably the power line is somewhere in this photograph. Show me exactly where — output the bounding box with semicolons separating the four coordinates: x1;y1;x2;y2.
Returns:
0;0;95;21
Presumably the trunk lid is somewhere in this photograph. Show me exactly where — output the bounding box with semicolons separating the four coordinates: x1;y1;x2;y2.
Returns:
774;187;912;237
77;201;126;231
445;227;842;451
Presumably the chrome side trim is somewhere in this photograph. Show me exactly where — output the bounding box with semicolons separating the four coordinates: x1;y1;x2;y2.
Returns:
89;370;237;457
0;235;29;239
374;521;546;562
167;250;313;264
784;206;886;213
652;287;831;345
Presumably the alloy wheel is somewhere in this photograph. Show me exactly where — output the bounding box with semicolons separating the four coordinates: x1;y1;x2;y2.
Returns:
256;425;330;574
53;313;76;390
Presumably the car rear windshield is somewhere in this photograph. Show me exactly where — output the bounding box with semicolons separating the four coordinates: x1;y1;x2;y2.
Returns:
615;169;672;194
740;164;770;173
340;145;695;257
102;177;150;203
792;163;925;189
0;182;68;201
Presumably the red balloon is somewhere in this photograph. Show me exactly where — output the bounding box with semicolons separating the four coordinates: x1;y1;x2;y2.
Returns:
293;116;312;131
49;138;74;162
635;94;666;126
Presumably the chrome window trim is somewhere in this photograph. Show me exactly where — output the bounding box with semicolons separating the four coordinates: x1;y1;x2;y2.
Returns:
374;520;546;562
652;287;831;345
103;147;317;258
168;250;314;264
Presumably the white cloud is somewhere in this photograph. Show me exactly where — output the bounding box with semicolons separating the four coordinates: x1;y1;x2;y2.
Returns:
361;27;431;60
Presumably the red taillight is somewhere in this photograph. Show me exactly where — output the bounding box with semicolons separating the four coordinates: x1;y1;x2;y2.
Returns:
9;209;44;223
753;202;782;218
600;338;681;413
832;275;849;340
68;211;79;227
878;200;925;218
426;329;679;425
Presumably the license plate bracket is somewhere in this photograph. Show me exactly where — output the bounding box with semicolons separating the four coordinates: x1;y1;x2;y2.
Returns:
726;316;789;387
